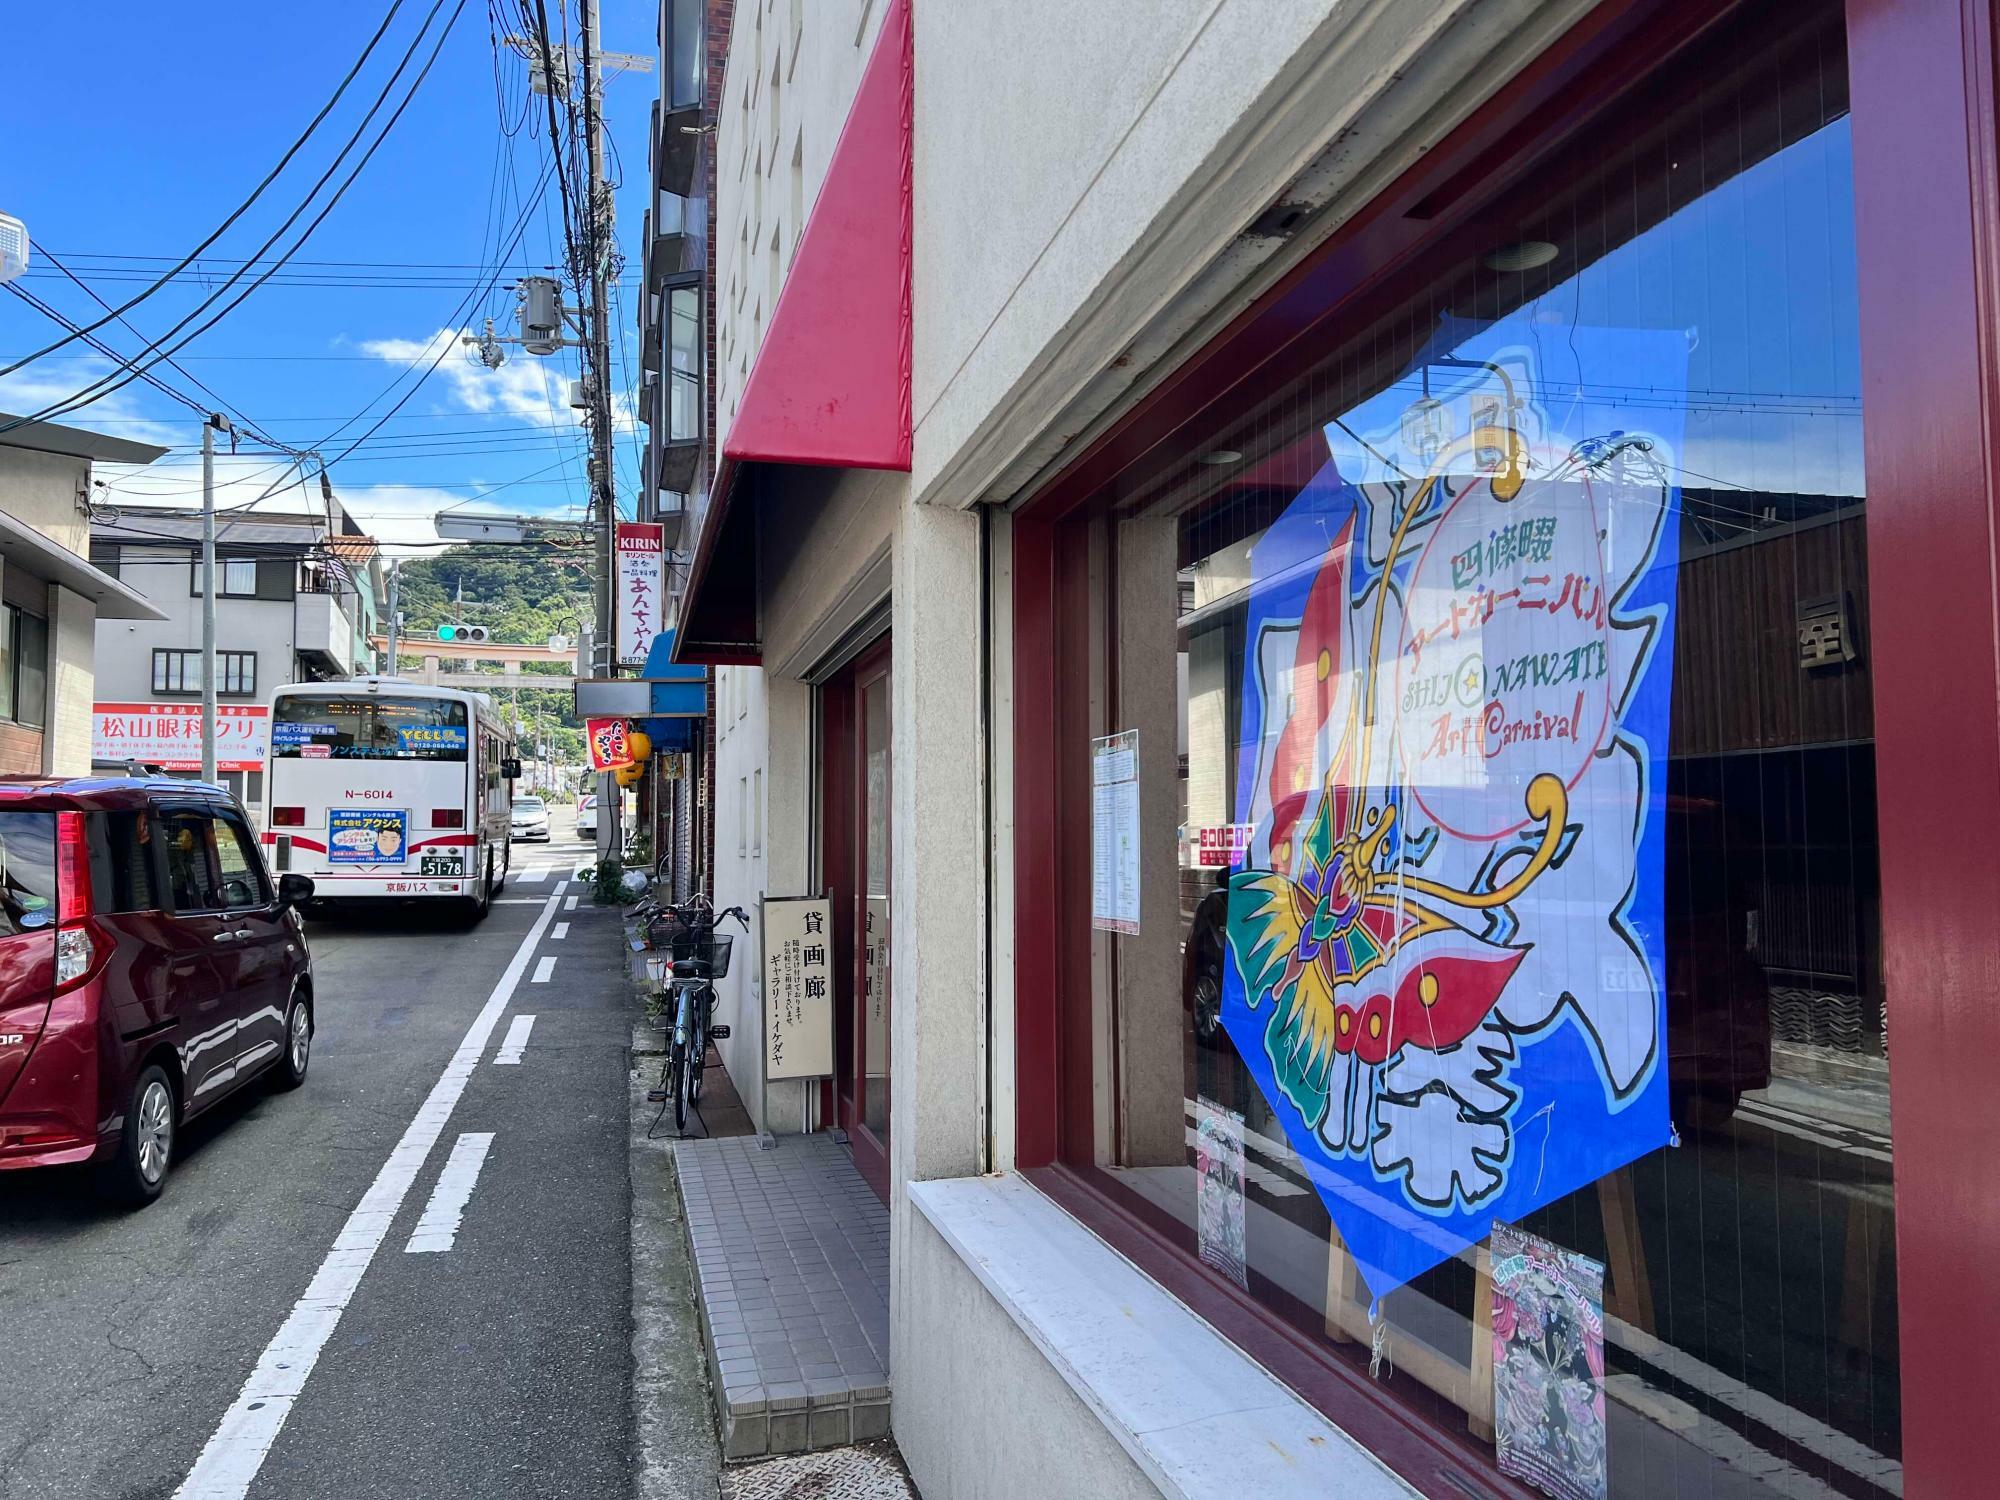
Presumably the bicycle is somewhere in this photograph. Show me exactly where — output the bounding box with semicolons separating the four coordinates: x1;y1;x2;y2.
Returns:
649;898;749;1134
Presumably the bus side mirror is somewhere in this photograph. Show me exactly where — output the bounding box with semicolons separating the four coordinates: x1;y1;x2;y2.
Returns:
501;757;522;780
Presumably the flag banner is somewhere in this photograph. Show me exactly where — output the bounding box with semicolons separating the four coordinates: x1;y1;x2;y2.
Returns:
1221;323;1687;1303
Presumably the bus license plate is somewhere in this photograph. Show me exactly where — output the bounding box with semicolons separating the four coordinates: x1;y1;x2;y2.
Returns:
419;852;465;877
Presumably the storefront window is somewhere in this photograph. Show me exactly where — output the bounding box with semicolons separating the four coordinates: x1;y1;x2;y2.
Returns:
1082;4;1896;1492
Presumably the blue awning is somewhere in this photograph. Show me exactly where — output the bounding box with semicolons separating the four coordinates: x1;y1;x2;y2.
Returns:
641;629;709;719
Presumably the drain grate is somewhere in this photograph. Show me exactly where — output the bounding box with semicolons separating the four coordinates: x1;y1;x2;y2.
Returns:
720;1441;917;1500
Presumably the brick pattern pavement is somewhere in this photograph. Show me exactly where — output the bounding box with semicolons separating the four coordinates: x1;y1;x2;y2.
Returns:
675;1133;891;1459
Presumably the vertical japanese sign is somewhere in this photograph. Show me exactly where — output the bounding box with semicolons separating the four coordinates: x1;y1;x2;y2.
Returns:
762;895;835;1081
615;521;665;665
92;702;270;773
863;896;888;1077
1090;730;1140;934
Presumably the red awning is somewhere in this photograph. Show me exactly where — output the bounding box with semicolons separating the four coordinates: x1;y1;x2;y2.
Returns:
676;0;912;662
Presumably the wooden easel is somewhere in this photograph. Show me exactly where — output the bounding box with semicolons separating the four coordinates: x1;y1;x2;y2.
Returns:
1323;1165;1655;1439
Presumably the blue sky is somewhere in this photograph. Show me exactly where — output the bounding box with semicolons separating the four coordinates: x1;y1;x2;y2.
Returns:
0;0;661;546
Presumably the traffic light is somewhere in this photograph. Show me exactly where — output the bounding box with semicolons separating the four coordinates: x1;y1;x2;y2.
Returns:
437;625;490;643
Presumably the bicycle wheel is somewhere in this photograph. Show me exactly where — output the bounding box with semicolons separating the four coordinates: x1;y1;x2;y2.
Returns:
671;1038;690;1133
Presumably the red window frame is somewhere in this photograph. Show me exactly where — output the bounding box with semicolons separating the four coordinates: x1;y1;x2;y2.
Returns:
1009;0;2000;1492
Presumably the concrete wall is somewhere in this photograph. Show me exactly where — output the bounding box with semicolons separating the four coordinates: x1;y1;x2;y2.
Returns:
896;1211;1157;1500
45;583;94;775
908;0;1601;510
0;448;89;555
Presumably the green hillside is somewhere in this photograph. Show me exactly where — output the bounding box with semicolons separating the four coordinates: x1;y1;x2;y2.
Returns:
387;546;591;774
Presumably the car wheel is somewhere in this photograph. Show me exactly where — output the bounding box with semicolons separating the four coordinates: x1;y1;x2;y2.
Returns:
101;1064;177;1207
271;988;312;1091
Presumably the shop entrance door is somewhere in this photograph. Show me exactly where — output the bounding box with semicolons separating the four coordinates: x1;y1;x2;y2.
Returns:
822;636;892;1201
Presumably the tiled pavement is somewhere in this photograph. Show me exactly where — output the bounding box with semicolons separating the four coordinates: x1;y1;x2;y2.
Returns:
674;1133;892;1460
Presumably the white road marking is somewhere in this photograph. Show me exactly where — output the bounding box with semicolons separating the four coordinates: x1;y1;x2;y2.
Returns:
403;1132;496;1254
564;895;579;912
532;956;556;984
493;898;544;905
493;1014;536;1065
553;922;570;940
519;865;549;884
172;894;560;1500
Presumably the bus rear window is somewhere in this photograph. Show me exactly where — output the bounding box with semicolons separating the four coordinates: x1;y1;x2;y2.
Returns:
272;695;470;761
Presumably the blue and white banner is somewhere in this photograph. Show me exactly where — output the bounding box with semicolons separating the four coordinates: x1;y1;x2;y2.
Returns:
1221;323;1687;1301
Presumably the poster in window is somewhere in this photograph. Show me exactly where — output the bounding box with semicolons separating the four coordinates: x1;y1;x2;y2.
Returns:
1490;1223;1607;1500
1194;1098;1248;1290
1090;730;1140;933
1219;323;1685;1302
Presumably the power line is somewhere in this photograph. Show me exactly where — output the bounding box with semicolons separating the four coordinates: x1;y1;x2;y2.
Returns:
0;0;469;438
0;0;410;377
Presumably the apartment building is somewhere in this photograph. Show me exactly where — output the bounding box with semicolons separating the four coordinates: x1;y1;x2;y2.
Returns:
0;415;168;775
89;508;385;808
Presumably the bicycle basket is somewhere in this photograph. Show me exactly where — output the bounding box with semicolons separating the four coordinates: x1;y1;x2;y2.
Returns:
705;932;734;980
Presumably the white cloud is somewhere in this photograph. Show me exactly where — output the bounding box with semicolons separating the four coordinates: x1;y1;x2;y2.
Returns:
0;355;186;450
357;326;600;429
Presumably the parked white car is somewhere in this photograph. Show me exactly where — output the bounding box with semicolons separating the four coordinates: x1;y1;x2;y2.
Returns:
575;793;597;839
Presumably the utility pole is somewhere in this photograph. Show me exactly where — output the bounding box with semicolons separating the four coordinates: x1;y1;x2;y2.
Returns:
583;0;619;862
385;559;402;673
199;412;230;783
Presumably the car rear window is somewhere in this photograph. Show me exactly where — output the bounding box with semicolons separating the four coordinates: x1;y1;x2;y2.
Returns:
0;811;58;937
514;798;544;811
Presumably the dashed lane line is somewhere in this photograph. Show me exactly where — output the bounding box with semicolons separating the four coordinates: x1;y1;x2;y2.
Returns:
404;1132;496;1254
171;894;560;1500
493;1014;536;1065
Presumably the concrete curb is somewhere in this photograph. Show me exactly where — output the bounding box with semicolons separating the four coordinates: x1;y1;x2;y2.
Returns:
630;1010;724;1499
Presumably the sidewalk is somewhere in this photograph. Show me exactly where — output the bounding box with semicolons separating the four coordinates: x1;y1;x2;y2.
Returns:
623;909;916;1500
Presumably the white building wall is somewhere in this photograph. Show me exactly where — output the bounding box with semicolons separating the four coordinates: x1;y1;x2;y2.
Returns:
45;583;95;775
708;659;773;1129
93;552;298;704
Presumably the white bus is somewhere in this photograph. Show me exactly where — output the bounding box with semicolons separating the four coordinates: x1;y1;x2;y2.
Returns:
262;678;517;914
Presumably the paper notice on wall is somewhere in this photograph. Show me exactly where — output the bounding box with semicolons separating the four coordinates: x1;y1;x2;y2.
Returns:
1195;1098;1248;1289
1091;730;1140;934
1490;1223;1608;1500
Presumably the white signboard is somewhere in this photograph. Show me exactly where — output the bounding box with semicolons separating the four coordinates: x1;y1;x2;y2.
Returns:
762;895;835;1081
92;702;270;773
615;521;665;665
1091;729;1140;934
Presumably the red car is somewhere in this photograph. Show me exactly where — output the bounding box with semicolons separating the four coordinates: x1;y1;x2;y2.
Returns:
0;776;315;1205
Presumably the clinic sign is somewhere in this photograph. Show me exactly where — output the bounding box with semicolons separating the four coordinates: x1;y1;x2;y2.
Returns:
92;702;270;773
615;522;665;665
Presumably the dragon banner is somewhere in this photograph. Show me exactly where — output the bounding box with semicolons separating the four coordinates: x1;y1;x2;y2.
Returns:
1221;324;1686;1302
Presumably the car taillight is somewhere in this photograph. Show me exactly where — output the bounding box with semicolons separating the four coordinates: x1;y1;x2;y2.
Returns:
54;812;100;993
54;811;88;921
272;806;306;827
433;808;464;828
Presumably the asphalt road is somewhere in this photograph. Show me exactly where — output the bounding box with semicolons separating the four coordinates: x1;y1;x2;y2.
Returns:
0;816;635;1500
